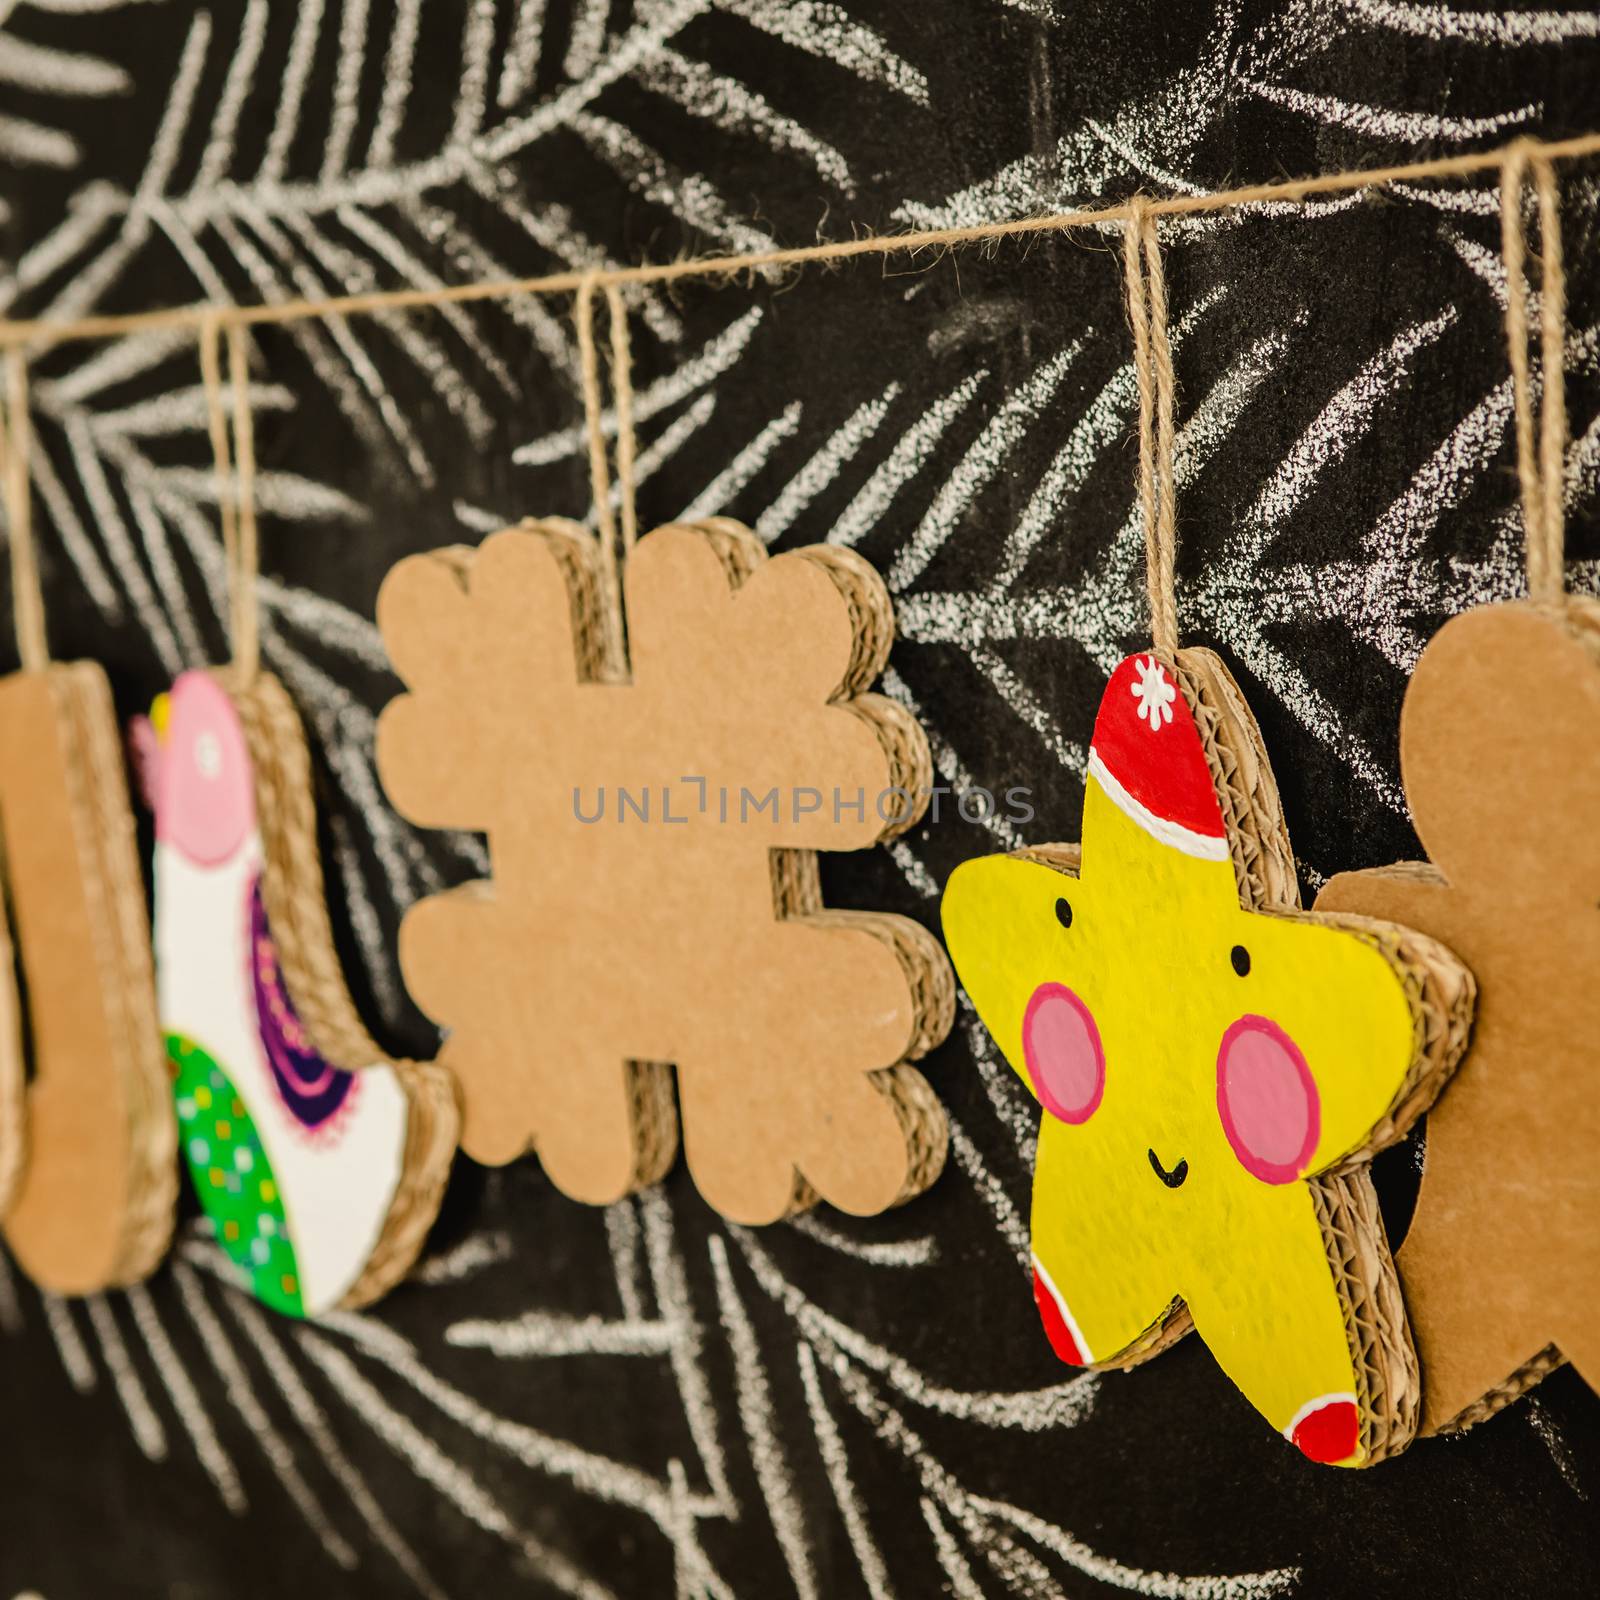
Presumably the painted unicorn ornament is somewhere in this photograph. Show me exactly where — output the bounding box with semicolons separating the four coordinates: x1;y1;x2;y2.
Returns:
137;670;457;1316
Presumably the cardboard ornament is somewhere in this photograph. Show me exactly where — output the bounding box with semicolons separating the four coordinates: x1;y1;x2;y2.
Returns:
942;649;1474;1465
1318;599;1600;1432
376;518;953;1223
0;664;176;1293
0;864;23;1222
136;670;458;1316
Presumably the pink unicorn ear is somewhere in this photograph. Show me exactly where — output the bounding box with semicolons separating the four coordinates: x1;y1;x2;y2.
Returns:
129;715;164;816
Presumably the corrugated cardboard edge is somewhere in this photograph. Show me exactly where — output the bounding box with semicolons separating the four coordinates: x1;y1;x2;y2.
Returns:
1177;645;1474;1465
1309;1167;1418;1464
217;666;461;1310
226;666;387;1067
339;1052;460;1311
1299;912;1474;1165
1437;1344;1564;1434
0;838;26;1220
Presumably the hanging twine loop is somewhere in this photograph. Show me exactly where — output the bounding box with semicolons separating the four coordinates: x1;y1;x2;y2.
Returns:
1501;141;1569;606
1123;197;1179;657
606;282;639;564
0;348;49;671
198;313;239;630
199;311;262;682
575;273;638;672
228;321;261;682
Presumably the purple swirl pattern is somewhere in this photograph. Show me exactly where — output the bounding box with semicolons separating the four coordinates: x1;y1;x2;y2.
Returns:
249;878;354;1131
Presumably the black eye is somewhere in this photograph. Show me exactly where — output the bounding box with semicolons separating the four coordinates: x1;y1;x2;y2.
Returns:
1054;897;1073;930
1230;944;1251;977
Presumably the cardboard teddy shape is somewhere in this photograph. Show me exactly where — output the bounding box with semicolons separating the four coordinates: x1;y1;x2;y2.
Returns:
942;649;1474;1466
136;669;458;1316
377;517;953;1224
0;663;176;1293
1319;599;1600;1432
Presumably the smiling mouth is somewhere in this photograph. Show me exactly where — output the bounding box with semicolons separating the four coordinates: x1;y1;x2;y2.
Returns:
1147;1149;1189;1189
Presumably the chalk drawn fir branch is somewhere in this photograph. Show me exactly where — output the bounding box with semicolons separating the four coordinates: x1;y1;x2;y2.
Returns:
3;0;1599;1593
0;0;132;202
1;0;934;869
891;243;1598;824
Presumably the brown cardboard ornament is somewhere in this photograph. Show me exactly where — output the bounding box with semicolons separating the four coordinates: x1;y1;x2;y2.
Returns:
0;663;177;1293
376;517;953;1223
1318;598;1600;1432
0;852;23;1219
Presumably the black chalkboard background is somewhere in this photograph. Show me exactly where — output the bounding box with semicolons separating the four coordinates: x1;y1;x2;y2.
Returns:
2;3;1598;1596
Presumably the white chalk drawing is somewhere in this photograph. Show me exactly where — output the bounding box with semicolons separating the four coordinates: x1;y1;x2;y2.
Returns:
0;0;1594;1594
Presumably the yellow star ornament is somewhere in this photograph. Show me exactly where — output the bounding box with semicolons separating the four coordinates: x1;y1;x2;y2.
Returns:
942;649;1474;1466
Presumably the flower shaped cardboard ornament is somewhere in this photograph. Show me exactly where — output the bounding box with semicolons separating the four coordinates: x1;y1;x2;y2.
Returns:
137;671;459;1316
376;517;953;1224
1318;599;1600;1432
942;648;1474;1465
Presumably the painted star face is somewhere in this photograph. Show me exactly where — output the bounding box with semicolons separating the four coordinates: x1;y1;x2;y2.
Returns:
942;650;1464;1466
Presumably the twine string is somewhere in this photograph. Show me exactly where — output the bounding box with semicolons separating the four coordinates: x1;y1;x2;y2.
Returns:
605;282;638;563
1124;198;1180;658
0;128;1590;666
1535;154;1568;596
199;311;261;679
1501;144;1570;603
198;312;240;636
227;321;261;682
575;275;640;670
1501;147;1539;562
0;348;49;671
1;132;1596;350
576;273;624;667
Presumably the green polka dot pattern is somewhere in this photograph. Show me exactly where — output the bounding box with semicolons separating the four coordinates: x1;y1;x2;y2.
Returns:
168;1032;305;1318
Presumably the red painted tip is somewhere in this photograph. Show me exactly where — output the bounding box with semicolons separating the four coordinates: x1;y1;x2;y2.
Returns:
1291;1399;1360;1464
1032;1268;1086;1365
1091;653;1225;841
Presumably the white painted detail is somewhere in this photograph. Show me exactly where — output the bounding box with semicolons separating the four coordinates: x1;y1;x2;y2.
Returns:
154;835;407;1316
1087;747;1231;862
1282;1390;1359;1441
1031;1253;1096;1365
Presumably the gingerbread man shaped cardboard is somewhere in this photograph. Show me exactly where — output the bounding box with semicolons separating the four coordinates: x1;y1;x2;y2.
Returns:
1319;599;1600;1432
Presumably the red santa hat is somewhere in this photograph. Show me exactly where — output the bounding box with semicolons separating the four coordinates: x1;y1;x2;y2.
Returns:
1086;653;1227;860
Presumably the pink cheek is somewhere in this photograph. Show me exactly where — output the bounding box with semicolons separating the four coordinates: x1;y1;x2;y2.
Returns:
1216;1015;1320;1184
1022;983;1104;1124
